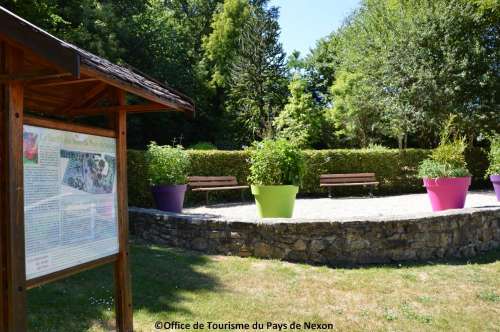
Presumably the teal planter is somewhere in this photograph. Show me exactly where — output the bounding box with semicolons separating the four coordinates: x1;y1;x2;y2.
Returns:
251;185;299;218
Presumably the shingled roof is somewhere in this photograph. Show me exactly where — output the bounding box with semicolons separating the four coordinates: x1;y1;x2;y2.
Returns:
0;5;195;113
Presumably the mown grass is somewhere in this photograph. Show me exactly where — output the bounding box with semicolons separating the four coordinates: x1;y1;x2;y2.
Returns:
29;245;500;331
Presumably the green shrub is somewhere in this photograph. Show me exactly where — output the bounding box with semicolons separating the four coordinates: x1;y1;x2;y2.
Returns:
188;142;218;150
418;118;470;178
418;158;469;178
365;143;390;151
128;148;488;207
486;135;500;176
145;143;190;185
248;139;305;186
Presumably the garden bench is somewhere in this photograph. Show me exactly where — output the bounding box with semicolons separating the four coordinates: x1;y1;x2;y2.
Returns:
320;173;379;198
188;176;249;205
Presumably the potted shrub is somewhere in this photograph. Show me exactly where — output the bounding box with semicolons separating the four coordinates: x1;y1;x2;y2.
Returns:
418;119;471;211
486;135;500;201
248;139;305;218
146;142;190;213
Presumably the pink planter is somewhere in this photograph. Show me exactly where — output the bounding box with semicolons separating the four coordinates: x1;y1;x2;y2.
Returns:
423;177;471;212
491;175;500;201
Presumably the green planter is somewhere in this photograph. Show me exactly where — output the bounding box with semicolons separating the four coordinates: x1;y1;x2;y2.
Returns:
251;185;299;218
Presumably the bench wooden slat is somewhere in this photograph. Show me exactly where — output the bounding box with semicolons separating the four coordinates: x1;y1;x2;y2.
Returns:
321;177;377;184
189;180;239;187
320;172;378;197
192;185;249;192
188;175;248;205
188;176;236;181
321;175;376;180
320;173;375;179
320;182;379;187
188;175;239;188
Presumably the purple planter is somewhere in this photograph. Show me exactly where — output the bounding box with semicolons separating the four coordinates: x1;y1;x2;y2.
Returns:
151;184;187;213
491;175;500;201
423;177;471;212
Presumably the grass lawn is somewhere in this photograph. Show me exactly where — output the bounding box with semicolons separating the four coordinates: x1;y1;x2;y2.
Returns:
29;245;500;332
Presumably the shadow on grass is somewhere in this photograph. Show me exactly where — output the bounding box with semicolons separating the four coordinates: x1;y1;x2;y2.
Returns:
28;245;218;332
324;247;500;270
26;242;500;331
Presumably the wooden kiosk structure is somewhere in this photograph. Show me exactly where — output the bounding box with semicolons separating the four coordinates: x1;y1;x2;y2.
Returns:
0;6;194;331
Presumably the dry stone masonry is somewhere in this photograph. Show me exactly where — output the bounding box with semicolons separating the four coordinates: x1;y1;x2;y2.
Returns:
129;207;500;265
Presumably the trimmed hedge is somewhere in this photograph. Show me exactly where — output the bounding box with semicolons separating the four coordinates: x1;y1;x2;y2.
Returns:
128;150;250;207
128;148;489;208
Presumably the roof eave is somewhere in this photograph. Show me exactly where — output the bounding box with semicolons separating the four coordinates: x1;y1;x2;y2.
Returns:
0;7;80;77
0;5;195;115
80;65;195;114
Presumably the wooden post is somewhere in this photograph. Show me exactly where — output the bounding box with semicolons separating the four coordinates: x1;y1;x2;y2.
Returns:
0;42;27;331
0;40;5;332
113;89;133;331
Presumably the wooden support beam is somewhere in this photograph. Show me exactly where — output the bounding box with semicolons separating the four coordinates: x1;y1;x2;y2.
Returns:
113;89;133;332
0;43;27;332
28;78;99;88
24;89;71;105
69;103;171;116
0;70;71;83
24;116;116;138
0;41;5;332
59;82;108;115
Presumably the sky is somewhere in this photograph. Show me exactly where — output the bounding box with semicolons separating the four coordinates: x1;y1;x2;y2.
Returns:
270;0;361;57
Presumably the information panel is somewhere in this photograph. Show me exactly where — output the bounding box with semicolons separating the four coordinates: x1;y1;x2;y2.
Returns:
23;125;119;280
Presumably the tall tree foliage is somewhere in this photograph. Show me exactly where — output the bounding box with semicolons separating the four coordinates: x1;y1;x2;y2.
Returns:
202;0;252;87
274;75;326;148
224;5;288;144
118;0;223;148
302;33;342;108
324;0;499;148
3;0;497;149
1;0;227;147
203;0;288;146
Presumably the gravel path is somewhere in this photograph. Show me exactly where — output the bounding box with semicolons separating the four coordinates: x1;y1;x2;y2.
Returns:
184;191;499;221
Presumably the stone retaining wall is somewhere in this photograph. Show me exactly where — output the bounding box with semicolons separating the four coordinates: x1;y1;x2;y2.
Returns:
129;207;500;265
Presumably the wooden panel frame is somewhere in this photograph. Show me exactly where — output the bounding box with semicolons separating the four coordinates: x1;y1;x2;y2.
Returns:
22;108;133;331
26;254;118;290
24;114;121;290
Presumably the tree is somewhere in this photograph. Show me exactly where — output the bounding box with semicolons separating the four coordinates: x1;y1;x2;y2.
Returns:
287;50;304;76
274;75;325;148
224;4;288;144
328;71;383;147
6;0;496;149
302;33;342;107
1;0;226;148
202;0;252;87
313;0;499;148
118;0;224;148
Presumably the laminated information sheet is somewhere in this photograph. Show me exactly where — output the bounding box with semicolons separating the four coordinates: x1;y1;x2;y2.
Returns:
23;125;119;280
